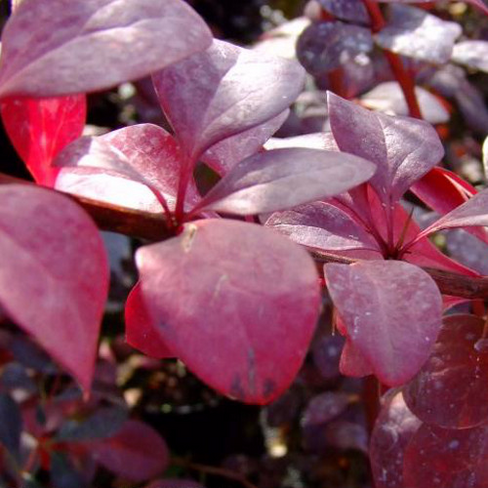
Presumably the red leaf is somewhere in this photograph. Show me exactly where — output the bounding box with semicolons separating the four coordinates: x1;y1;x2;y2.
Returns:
404;314;488;429
0;185;108;390
0;95;86;185
324;260;442;386
90;420;169;482
136;219;320;404
152;39;305;160
403;423;488;488
370;390;422;488
125;283;174;359
0;0;212;97
196;148;376;215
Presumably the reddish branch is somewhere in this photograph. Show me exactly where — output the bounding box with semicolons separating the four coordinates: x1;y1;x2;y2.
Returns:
2;172;488;299
361;0;422;119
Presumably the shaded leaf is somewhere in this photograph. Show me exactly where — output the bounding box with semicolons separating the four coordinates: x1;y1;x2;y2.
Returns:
302;392;350;426
0;95;86;186
136;219;320;404
312;333;345;379
152;39;305;160
51;453;87;488
197;148;376;215
375;5;461;64
0;394;22;461
324;260;442;386
0;185;109;389
297;21;373;75
404;314;488;429
0;0;212;97
90;420;169;482
328;92;444;208
317;0;369;23
125;283;174;359
370;390;421;488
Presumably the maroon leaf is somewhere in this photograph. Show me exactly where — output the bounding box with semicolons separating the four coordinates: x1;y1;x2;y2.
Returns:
328;92;444;208
0;95;86;185
0;0;212;98
297;21;373;75
370;390;422;488
404;314;488;429
0;185;108;390
403;423;488;488
265;201;381;252
324;260;443;386
339;338;373;377
125;283;174;359
152;39;305;160
378;0;488;17
54;124;200;213
375;5;461;64
136;219;320;404
90;420;169;482
317;0;369;23
202;110;289;176
196;148;376;216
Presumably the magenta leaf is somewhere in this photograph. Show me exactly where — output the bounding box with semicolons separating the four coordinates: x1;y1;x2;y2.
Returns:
0;95;86;186
324;260;443;386
136;219;320;404
0;0;212;98
152;39;305;160
452;41;488;73
0;185;109;390
404;314;488;429
265;201;381;252
196;148;376;216
375;5;462;64
403;423;488;488
297;21;373;75
125;283;174;359
370;390;421;488
90;420;169;482
339;339;373;377
202;110;289;176
54;124;200;213
328;92;444;208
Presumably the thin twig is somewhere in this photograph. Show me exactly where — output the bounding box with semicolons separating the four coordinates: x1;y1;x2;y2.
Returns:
2;172;488;299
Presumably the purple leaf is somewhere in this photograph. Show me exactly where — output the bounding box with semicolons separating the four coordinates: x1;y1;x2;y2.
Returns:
202;110;289;176
378;0;488;17
312;333;345;379
452;40;488;73
404;314;488;429
196;148;376;215
0;0;212;98
0;185;109;390
152;39;305;160
297;21;373;75
136;219;320;404
328;92;444;208
265;201;380;252
376;5;461;64
302;392;351;426
324;260;443;386
317;0;369;23
54;124;200;213
360;82;449;124
370;390;421;488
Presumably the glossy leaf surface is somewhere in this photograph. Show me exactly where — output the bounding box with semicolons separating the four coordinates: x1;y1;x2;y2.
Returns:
125;283;173;359
404;423;488;488
328;92;444;208
325;260;443;386
0;185;109;390
152;39;305;159
376;5;461;64
0;95;86;185
370;391;421;488
197;148;376;215
0;0;212;97
136;219;320;404
452;41;488;73
90;420;169;482
404;314;488;429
